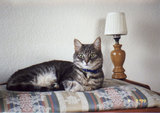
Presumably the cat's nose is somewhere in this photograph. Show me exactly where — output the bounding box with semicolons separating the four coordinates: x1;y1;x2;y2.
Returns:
85;58;89;64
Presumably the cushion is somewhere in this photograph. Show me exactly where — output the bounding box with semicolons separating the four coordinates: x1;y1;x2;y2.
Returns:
0;79;160;112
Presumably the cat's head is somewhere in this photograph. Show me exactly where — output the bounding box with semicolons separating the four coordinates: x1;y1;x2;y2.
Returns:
73;37;103;70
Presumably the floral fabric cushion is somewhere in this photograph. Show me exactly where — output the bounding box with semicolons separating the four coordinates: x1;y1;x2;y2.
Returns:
0;79;160;112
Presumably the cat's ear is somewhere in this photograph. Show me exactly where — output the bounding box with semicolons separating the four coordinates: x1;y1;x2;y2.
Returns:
74;39;82;52
93;37;101;50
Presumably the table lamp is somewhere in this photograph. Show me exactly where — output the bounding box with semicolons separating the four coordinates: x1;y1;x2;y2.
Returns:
104;12;128;79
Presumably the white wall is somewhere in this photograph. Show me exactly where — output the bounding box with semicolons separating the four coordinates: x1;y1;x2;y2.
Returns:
0;0;160;92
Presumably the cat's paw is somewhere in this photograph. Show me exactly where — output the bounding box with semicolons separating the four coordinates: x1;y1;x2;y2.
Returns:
84;87;92;91
62;80;73;91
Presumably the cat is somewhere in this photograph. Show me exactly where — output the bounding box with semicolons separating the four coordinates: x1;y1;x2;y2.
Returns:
7;37;104;92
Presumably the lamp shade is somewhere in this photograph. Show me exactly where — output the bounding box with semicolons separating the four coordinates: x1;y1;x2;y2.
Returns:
104;12;127;36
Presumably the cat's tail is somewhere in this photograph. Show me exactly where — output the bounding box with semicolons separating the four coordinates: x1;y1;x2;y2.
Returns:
0;82;7;85
6;84;41;91
6;84;58;92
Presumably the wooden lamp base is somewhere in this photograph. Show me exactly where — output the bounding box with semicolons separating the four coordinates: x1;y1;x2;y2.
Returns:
111;37;127;79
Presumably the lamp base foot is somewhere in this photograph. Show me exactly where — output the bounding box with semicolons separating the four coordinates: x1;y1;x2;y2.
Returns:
112;73;127;80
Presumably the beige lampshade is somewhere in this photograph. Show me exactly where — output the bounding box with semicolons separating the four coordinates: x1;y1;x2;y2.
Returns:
104;12;128;36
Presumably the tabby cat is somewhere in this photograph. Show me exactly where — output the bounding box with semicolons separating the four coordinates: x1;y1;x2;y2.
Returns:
7;37;104;91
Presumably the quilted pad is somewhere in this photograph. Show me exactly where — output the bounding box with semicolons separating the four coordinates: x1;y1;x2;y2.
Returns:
0;79;160;112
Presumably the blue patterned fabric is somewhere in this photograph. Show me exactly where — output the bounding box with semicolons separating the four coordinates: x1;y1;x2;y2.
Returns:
0;79;159;112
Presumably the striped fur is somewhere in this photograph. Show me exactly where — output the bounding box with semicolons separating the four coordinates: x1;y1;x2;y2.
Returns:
7;37;104;91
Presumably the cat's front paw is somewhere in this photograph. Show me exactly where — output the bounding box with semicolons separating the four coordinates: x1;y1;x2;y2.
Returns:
85;87;92;91
62;80;84;92
62;80;73;91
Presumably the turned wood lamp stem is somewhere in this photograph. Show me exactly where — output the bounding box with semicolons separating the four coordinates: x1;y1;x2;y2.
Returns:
111;35;127;79
105;12;128;80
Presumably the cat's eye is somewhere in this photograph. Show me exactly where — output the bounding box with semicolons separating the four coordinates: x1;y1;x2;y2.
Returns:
90;53;97;58
78;54;84;59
